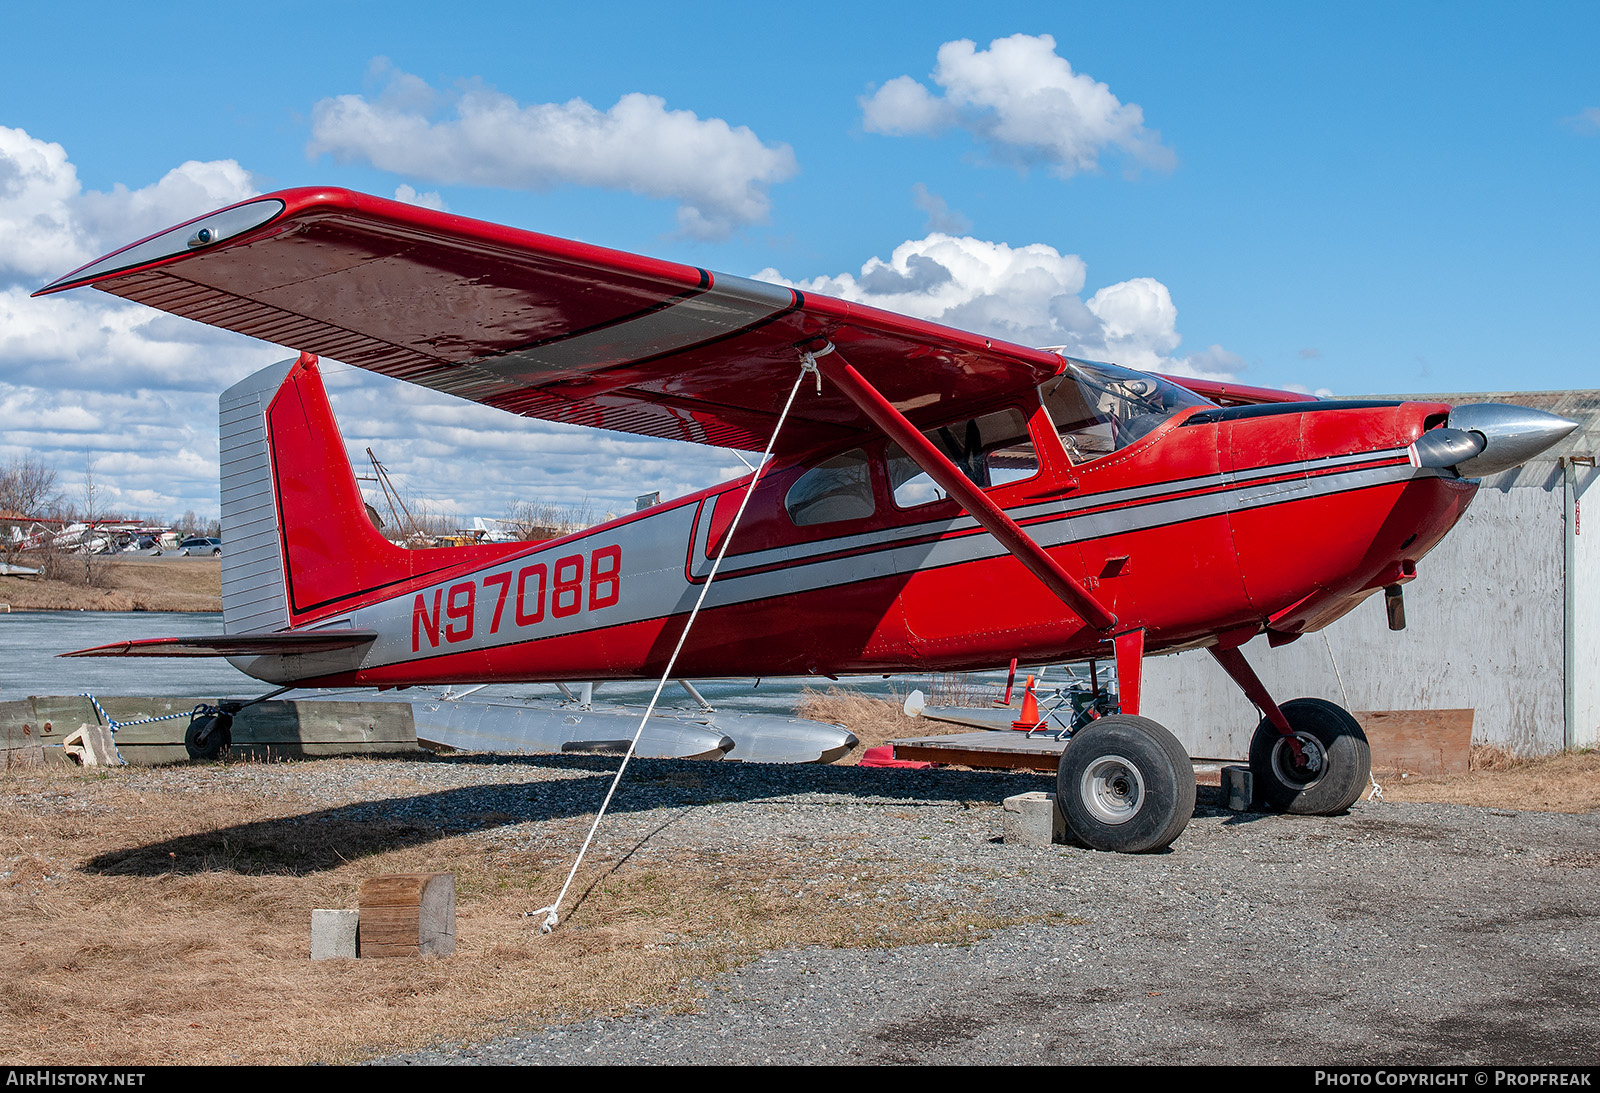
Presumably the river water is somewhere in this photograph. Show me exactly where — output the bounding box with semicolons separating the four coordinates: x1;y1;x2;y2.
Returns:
0;610;1058;714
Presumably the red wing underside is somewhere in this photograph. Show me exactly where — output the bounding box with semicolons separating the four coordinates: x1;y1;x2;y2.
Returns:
37;188;1065;454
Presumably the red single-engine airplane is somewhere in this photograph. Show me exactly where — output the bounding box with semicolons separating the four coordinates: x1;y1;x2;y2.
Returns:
39;188;1576;853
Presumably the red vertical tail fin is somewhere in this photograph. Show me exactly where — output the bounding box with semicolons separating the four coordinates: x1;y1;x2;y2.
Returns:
221;354;517;632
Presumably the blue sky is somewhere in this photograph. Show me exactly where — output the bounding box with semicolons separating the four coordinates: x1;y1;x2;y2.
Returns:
2;1;1596;522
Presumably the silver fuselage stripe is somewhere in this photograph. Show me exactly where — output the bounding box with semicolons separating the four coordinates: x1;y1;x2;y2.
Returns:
687;447;1414;579
316;448;1426;674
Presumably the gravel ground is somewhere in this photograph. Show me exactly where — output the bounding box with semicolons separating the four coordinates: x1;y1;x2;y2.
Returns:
316;755;1600;1067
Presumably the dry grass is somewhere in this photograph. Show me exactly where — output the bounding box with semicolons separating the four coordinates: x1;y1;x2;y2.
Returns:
798;689;923;762
1377;747;1600;813
0;558;221;612
0;758;1038;1065
1468;744;1529;772
928;672;997;707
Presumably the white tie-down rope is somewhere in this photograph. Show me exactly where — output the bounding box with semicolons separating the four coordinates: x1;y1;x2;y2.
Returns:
533;348;829;932
1321;631;1383;801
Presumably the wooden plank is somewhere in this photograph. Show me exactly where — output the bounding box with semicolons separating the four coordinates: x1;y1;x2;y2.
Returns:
235;701;418;745
111;744;192;766
358;873;456;958
111;741;422;765
893;730;1067;771
91;696;194;726
18;697;96;748
0;699;42;751
1356;708;1474;775
893;730;1223;784
47;699;422;765
107;700;416;746
2;743;45;769
3;697;414;747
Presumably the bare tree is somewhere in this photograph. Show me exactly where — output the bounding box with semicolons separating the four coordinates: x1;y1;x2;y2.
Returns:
0;455;60;569
504;498;598;540
80;455;107;587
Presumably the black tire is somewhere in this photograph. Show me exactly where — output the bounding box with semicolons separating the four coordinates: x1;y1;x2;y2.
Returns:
1057;715;1195;853
184;710;233;760
1248;698;1369;815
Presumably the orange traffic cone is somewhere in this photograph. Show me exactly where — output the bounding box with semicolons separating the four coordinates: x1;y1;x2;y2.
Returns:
1011;675;1040;730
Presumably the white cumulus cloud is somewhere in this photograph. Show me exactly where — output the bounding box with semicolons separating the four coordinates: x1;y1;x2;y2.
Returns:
0;127;766;522
393;184;447;211
861;34;1174;178
0;126;258;281
757;233;1229;377
307;63;798;239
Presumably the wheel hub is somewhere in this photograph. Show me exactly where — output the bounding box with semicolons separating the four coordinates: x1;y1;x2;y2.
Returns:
1079;754;1146;825
1272;731;1327;788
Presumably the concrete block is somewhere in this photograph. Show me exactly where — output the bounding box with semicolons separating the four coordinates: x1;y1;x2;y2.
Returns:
311;909;359;960
1002;791;1068;847
61;723;119;767
1221;765;1253;811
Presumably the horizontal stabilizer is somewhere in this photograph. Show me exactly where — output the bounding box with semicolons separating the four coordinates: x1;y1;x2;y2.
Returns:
60;630;378;658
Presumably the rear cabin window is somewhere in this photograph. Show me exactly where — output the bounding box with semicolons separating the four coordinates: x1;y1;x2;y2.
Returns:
886;408;1039;509
785;448;876;527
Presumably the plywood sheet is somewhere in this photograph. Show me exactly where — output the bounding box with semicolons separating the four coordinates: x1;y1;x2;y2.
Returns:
1357;708;1474;775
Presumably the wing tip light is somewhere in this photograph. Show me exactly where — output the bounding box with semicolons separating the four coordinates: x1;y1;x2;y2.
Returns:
33;195;290;297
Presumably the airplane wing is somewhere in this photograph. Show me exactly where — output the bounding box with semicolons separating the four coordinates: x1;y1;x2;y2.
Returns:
60;631;379;658
1156;375;1317;407
36;188;1068;454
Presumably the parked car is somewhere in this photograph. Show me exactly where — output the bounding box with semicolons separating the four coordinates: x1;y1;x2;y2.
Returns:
178;537;222;556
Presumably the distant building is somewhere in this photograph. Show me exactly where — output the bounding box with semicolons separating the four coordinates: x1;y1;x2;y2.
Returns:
1143;390;1600;757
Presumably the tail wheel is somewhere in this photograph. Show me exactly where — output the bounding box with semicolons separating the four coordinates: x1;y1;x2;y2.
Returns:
1056;715;1195;853
1248;698;1370;815
184;708;233;760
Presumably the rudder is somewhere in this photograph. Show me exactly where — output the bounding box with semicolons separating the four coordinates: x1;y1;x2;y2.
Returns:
219;353;422;633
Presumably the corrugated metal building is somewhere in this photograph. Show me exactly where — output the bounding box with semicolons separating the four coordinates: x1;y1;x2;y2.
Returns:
1142;390;1600;757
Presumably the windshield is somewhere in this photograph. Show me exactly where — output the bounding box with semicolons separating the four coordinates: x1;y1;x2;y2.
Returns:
1041;360;1213;464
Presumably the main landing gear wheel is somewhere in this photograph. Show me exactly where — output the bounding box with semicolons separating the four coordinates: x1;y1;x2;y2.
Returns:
1057;715;1196;853
1248;698;1370;815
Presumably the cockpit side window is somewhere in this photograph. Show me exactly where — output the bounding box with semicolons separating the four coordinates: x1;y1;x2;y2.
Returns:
1042;360;1212;465
785;448;876;527
886;408;1039;509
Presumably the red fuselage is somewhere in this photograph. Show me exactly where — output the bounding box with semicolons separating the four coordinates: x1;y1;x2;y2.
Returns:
233;359;1473;688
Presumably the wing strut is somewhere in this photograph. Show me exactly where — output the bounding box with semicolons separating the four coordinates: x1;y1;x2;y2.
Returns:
812;347;1118;633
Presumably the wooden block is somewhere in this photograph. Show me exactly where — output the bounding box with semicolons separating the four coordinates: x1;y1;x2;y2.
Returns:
358;873;456;958
1356;709;1474;776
